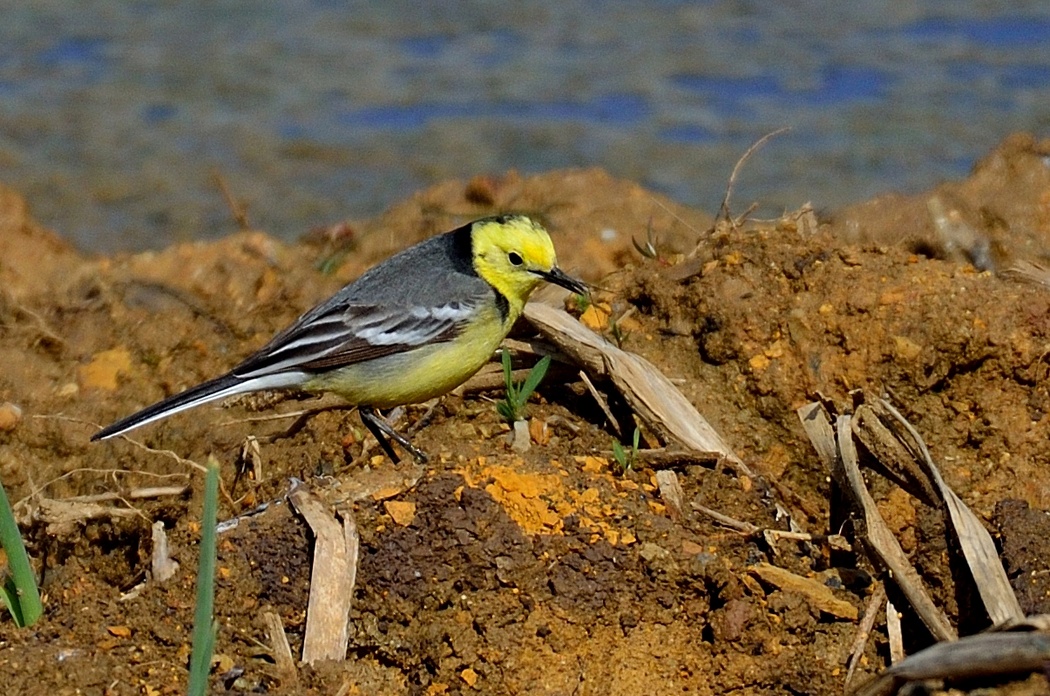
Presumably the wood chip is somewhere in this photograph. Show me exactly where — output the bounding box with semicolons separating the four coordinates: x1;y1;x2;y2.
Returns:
749;563;858;621
151;521;179;583
263;610;298;686
886;598;904;665
288;481;359;664
655;470;685;521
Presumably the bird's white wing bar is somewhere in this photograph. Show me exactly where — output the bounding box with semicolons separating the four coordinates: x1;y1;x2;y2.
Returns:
234;302;477;377
355;303;473;345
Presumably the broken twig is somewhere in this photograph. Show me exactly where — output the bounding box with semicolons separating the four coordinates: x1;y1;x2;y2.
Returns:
844;582;887;690
717;127;792;228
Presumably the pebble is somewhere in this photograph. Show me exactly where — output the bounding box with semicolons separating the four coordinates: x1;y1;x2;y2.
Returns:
0;402;22;431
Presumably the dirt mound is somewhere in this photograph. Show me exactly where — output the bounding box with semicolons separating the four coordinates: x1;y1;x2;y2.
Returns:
2;137;1050;694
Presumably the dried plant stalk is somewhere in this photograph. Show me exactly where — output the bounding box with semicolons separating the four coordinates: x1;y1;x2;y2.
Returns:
524;302;751;478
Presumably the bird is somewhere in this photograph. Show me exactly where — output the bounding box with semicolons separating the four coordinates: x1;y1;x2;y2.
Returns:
91;214;586;462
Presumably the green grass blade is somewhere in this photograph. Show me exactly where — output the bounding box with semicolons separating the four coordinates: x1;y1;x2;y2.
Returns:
574;293;591;315
187;461;220;696
611;440;627;471
498;349;521;422
0;478;42;627
1;577;24;626
518;356;551;403
500;350;515;398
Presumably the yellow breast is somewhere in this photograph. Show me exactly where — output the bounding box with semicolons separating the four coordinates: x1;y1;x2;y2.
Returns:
303;303;511;408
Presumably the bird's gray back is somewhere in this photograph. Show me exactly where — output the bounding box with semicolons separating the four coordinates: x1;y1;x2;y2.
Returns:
289;226;487;332
343;229;485;305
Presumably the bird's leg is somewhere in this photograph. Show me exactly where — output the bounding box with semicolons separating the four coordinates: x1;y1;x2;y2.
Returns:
359;406;400;462
359;406;429;463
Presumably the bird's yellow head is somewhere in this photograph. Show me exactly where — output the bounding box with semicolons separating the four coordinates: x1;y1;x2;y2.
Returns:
470;215;585;314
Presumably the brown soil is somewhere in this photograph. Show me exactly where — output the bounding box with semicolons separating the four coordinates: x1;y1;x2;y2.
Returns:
3;137;1050;695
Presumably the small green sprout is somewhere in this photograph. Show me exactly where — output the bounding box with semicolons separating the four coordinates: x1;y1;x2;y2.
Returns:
315;251;350;276
573;292;591;316
611;427;641;474
188;460;220;696
497;350;551;423
0;477;42;627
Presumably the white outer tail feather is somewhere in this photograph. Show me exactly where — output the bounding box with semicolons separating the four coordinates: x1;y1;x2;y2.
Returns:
94;371;308;440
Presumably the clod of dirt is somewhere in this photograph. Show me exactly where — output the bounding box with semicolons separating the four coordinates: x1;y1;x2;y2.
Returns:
995;499;1050;616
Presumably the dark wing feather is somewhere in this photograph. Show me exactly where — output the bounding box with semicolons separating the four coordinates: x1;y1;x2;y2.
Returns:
232;300;478;378
290;309;465;371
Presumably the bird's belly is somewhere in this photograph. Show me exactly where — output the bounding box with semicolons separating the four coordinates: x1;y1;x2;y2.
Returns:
303;311;508;408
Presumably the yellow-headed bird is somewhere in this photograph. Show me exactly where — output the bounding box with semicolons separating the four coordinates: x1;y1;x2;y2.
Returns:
92;215;585;461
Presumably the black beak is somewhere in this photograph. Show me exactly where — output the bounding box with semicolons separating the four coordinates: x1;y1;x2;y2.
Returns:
536;266;587;295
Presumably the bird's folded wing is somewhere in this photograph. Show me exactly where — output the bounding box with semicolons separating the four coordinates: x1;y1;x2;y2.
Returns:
233;301;478;377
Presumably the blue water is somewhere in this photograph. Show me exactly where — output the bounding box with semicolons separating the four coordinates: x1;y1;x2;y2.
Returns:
0;1;1048;251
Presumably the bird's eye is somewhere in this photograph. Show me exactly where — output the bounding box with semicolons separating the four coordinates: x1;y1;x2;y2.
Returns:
508;252;523;266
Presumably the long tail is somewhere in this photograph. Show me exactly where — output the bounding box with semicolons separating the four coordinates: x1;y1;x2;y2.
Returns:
91;371;305;441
